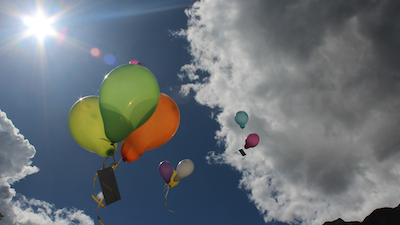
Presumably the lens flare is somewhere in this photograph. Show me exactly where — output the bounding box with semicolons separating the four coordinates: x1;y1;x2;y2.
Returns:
56;27;67;45
103;54;116;65
90;48;101;57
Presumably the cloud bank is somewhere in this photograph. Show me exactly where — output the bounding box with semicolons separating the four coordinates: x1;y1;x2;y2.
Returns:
179;0;400;224
0;110;94;225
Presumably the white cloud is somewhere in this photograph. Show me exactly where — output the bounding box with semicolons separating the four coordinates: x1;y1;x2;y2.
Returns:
180;0;400;224
0;110;94;225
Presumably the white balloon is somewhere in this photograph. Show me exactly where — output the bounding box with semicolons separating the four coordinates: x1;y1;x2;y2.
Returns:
174;159;194;182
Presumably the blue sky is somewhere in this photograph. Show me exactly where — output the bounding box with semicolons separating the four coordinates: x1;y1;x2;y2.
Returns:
1;0;400;225
0;0;280;224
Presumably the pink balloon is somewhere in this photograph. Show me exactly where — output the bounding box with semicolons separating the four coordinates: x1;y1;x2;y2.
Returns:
129;59;146;67
129;59;139;64
245;133;259;149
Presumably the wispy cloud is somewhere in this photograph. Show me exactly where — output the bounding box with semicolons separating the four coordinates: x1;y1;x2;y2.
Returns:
179;0;400;224
0;110;94;225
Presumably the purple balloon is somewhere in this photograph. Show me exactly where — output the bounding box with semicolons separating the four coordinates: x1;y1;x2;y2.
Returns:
158;161;174;183
244;133;260;149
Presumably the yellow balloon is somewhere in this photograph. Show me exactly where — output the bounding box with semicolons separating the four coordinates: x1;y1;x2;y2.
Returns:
68;96;116;157
167;171;180;188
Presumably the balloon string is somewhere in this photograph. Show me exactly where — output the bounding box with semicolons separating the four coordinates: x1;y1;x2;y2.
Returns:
99;143;122;170
239;129;246;156
163;184;175;213
111;143;117;165
92;173;105;225
91;153;121;225
92;194;105;208
93;162;121;204
164;184;170;199
100;177;119;200
111;158;122;171
99;139;117;168
91;195;105;225
102;156;110;168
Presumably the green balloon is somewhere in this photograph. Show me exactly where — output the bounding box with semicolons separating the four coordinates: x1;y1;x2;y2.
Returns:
99;64;160;143
68;96;116;157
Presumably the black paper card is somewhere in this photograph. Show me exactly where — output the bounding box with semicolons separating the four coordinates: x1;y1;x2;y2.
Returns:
97;167;121;205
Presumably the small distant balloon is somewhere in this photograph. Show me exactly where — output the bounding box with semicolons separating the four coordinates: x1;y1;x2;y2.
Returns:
129;59;139;64
159;161;174;183
245;133;259;149
235;111;248;129
129;59;145;67
174;159;194;182
90;47;101;57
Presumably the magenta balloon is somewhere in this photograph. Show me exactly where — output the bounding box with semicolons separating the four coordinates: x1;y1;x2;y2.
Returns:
129;59;139;64
158;161;174;183
244;133;260;149
129;59;146;67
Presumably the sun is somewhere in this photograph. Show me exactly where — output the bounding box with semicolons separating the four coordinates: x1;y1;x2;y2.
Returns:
0;1;98;59
22;12;55;40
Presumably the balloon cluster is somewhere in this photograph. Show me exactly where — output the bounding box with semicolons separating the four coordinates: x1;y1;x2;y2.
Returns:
68;60;180;161
158;159;194;211
68;60;197;220
68;60;182;218
158;159;194;188
235;111;260;156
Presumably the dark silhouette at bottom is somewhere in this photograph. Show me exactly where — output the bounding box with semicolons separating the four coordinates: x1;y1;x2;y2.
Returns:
323;204;400;225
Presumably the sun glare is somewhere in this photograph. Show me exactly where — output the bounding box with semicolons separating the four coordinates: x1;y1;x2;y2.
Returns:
1;1;114;68
23;13;55;40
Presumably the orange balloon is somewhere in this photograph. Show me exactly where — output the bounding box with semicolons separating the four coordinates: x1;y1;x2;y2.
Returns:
121;93;180;162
